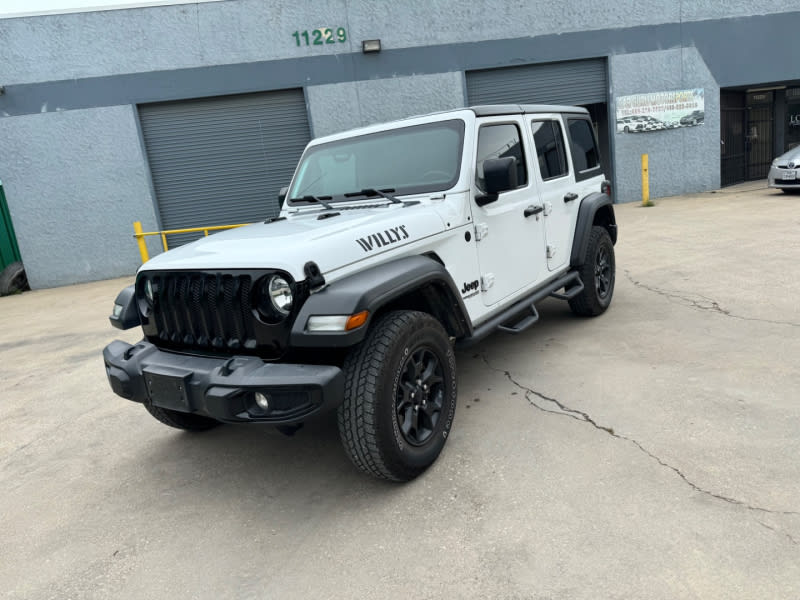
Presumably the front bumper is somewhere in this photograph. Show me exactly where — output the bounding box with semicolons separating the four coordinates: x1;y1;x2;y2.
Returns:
103;340;344;424
768;166;800;189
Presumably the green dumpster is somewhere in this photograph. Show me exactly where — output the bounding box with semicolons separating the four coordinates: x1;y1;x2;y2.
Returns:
0;180;28;295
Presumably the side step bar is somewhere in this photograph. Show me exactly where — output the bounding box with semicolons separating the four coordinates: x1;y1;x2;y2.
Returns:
457;271;584;349
549;271;584;300
497;304;539;334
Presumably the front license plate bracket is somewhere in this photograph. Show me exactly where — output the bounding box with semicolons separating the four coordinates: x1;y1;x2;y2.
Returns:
143;366;193;411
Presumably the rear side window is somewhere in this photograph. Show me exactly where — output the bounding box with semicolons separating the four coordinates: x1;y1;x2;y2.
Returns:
531;120;568;180
476;123;528;191
567;118;601;179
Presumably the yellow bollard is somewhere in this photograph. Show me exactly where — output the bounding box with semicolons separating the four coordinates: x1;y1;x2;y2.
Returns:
641;154;653;207
133;221;150;263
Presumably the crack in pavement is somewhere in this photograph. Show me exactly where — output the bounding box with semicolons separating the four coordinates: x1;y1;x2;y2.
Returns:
479;355;800;518
624;270;800;328
757;520;800;546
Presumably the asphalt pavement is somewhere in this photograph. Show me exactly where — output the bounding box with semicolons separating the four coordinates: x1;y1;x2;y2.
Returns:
1;182;799;599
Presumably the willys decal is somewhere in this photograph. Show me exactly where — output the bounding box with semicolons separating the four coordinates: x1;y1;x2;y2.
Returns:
355;225;409;252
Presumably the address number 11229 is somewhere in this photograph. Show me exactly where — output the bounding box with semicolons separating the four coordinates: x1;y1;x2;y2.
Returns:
292;28;347;46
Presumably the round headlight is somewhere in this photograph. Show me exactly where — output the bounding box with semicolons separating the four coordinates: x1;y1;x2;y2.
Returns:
268;275;293;315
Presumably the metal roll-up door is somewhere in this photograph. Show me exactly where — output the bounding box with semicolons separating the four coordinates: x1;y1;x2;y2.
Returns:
139;89;310;245
466;59;607;106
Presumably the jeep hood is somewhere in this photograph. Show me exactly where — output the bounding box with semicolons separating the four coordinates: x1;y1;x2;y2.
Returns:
139;203;447;280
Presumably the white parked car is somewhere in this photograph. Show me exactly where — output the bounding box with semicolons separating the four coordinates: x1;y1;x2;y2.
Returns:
768;146;800;193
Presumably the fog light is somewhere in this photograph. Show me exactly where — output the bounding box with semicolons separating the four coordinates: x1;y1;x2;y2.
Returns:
255;392;271;410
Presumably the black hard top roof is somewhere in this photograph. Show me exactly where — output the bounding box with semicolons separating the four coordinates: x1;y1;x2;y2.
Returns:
469;104;590;117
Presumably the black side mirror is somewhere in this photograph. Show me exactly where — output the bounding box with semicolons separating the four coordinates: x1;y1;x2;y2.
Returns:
278;186;289;204
476;157;517;206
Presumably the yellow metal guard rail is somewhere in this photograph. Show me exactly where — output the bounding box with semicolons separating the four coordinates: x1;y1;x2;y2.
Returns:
133;221;248;263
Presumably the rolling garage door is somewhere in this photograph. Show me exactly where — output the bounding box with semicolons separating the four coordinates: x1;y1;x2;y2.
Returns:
466;59;607;106
467;59;611;180
138;89;311;244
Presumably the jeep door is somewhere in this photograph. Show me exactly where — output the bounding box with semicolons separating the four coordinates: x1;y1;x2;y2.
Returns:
471;117;547;307
530;114;605;272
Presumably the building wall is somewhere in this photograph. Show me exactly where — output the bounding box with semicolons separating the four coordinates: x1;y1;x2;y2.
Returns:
0;106;159;289
610;47;721;203
2;1;800;287
2;0;796;86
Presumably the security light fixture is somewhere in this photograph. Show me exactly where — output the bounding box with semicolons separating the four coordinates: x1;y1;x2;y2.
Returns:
362;39;381;54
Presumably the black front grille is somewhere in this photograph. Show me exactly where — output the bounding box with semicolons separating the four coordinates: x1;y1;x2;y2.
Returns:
139;270;302;359
153;273;255;351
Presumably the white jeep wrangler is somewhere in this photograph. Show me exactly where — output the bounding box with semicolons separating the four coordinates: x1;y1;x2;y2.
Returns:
104;105;617;481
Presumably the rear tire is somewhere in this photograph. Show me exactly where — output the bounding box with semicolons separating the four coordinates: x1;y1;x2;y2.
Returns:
0;261;29;296
337;311;457;482
569;226;616;316
144;400;220;431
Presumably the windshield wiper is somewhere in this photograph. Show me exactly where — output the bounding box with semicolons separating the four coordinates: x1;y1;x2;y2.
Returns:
290;195;334;210
343;188;401;204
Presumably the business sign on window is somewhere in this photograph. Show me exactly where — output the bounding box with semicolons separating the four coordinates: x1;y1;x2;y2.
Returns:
616;88;705;134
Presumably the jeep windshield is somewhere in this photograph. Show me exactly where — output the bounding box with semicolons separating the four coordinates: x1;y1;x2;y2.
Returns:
287;119;465;204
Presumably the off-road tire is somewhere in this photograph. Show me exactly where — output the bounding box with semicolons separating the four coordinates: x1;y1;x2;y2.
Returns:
337;310;457;482
0;261;29;296
569;226;615;316
144;400;220;431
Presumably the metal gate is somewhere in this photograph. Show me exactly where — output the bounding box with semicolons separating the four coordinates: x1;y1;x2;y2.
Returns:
139;89;311;246
721;91;746;186
746;91;774;180
721;90;775;185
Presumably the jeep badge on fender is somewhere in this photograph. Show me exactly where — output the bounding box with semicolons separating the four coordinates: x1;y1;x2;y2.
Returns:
103;105;617;482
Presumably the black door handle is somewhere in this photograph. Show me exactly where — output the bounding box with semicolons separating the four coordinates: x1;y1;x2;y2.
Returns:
564;192;578;203
524;205;544;217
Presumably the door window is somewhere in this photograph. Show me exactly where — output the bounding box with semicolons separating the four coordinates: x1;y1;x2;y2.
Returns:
567;118;601;180
476;124;527;191
531;120;568;180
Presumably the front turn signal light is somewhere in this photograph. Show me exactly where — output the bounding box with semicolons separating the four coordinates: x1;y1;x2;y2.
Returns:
307;311;370;332
345;311;369;331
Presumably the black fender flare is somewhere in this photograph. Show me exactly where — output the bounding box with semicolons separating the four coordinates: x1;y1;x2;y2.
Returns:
570;192;618;267
290;255;472;348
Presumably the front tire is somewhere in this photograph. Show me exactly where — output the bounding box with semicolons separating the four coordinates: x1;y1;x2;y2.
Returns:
144;400;220;431
569;226;616;316
338;311;457;482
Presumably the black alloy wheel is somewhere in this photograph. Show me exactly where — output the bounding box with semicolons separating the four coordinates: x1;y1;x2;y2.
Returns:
395;347;445;446
595;244;612;301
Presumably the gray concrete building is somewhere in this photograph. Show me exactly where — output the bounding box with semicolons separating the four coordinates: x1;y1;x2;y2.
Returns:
1;0;799;288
